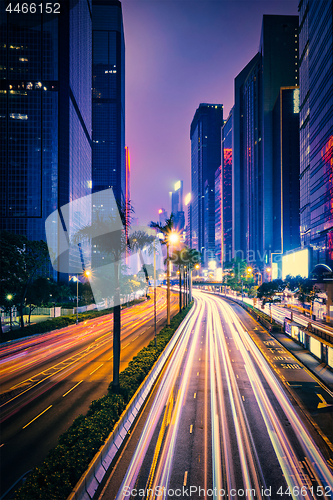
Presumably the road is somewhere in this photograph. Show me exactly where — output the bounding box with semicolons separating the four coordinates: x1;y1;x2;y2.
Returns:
0;288;179;498
100;290;333;500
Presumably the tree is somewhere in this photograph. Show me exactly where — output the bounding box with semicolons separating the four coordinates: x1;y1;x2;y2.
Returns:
0;231;49;334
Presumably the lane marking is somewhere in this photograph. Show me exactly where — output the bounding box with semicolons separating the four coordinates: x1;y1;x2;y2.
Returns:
23;405;52;429
183;471;188;486
242;395;245;401
107;354;113;360
62;380;83;397
197;372;199;376
194;392;196;399
89;363;104;375
121;343;130;350
190;424;193;434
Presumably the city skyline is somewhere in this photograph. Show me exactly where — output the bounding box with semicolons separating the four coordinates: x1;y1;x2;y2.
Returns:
121;0;298;225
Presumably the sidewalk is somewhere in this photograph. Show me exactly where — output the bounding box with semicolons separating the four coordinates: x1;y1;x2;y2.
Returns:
272;330;333;393
221;292;333;394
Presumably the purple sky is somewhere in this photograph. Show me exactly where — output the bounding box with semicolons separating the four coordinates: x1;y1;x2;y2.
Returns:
121;0;298;226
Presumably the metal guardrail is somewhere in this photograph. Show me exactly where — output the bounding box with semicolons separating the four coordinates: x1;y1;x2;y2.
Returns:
66;305;196;500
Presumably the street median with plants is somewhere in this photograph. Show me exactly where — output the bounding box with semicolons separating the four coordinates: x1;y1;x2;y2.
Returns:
14;303;193;500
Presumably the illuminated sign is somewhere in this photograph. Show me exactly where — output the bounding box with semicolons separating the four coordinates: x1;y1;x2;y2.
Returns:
293;88;300;114
185;193;191;206
282;248;309;279
174;181;181;191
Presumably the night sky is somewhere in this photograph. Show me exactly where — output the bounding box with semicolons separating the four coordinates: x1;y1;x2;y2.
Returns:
121;0;299;226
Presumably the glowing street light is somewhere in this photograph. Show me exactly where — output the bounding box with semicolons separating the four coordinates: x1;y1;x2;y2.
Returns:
75;270;91;324
6;294;13;330
166;230;180;325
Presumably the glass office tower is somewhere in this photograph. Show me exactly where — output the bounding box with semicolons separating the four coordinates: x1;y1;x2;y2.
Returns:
190;103;223;266
0;1;92;278
299;0;333;270
233;16;298;270
272;87;300;255
222;110;233;264
92;0;125;203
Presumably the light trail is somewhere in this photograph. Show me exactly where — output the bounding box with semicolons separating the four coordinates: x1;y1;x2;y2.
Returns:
115;297;203;499
110;291;333;500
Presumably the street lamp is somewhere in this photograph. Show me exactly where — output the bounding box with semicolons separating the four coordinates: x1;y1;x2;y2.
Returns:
266;267;271;282
166;230;180;326
75;270;91;324
6;294;13;330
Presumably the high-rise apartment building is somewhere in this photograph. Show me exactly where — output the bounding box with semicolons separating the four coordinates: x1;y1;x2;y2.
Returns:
92;0;125;203
233;15;299;270
299;0;333;270
190;103;223;266
0;1;92;278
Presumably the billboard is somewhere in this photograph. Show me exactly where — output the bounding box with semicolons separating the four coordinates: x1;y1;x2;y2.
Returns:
282;248;309;280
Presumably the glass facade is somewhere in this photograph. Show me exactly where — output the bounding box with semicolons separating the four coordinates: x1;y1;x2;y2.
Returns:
0;1;92;279
299;0;333;269
222;110;233;263
190;103;223;266
92;0;125;203
234;15;298;269
214;165;222;268
272;87;300;256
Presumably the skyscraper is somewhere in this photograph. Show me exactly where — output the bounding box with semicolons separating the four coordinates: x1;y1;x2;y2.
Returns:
190;103;223;266
0;1;92;278
222;109;233;264
299;0;333;270
272;87;300;255
171;180;185;232
233;15;299;270
92;0;125;203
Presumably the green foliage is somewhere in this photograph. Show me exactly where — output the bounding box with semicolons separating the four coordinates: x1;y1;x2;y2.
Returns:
256;279;286;304
0;231;49;330
14;303;193;500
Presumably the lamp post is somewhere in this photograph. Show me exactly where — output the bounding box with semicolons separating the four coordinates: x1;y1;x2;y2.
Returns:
6;294;13;330
166;231;179;326
75;270;91;324
154;237;157;346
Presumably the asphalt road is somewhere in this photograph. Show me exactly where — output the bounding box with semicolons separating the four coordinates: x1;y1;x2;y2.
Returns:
99;291;333;500
0;288;179;498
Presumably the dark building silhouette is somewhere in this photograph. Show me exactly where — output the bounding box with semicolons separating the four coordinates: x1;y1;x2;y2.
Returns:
272;87;300;255
190;103;223;266
299;0;333;271
233;15;299;273
92;0;125;203
0;1;92;278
